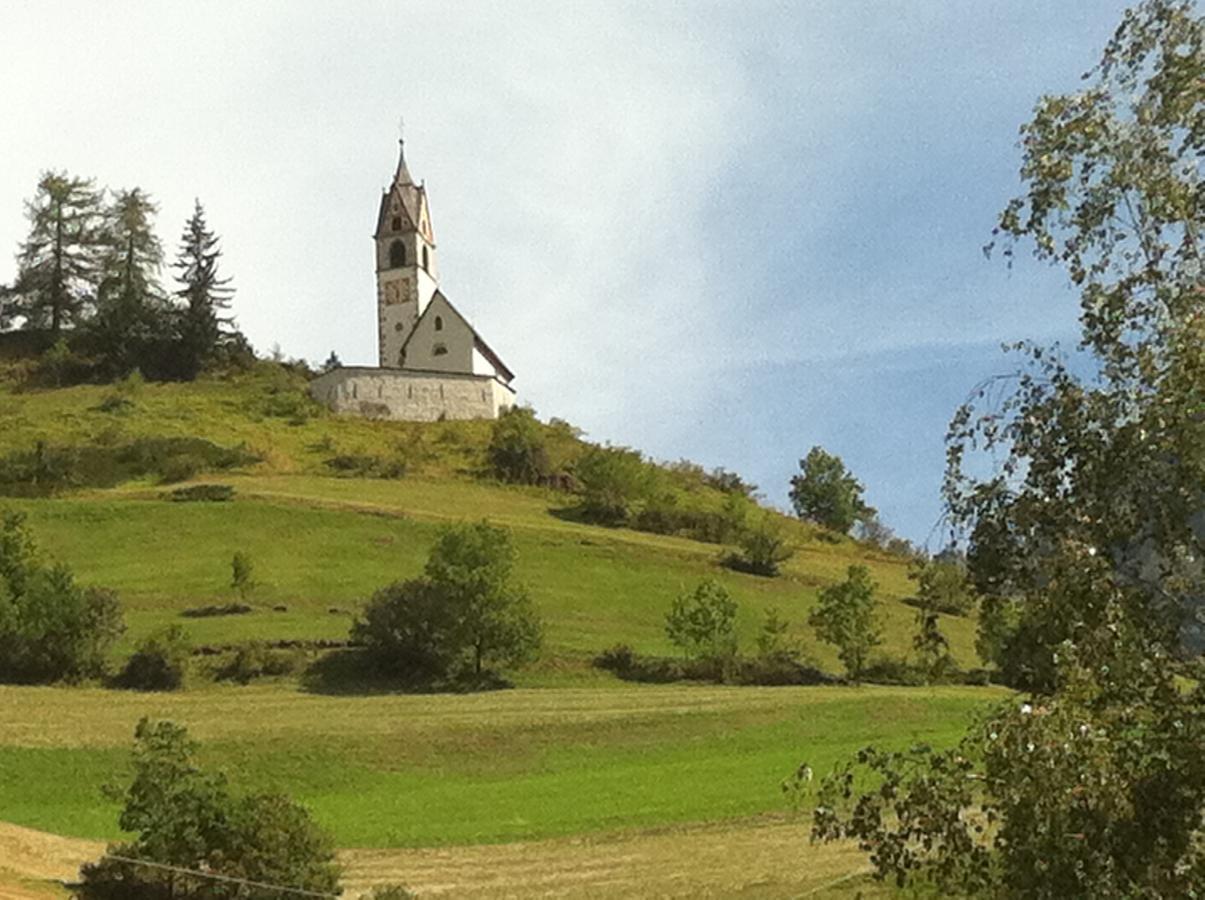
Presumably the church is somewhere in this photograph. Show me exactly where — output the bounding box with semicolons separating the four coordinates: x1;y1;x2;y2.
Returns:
309;139;516;421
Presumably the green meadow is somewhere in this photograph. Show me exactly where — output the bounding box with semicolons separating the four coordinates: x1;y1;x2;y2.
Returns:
0;365;999;887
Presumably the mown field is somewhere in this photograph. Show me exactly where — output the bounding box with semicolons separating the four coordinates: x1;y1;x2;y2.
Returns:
0;682;999;847
0;367;998;896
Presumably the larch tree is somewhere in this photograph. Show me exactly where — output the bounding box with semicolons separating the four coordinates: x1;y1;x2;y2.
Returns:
10;171;105;335
92;188;166;376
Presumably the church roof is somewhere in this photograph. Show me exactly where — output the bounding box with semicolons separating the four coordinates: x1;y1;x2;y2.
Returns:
401;290;515;384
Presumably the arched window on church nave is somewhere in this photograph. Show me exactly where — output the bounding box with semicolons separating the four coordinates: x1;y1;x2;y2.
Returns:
389;240;406;268
434;316;443;332
433;343;448;357
422;246;430;270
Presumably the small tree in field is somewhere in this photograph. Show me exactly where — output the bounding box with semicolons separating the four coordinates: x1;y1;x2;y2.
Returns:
807;564;881;679
789;446;874;534
912;607;952;683
665;579;739;666
354;521;543;681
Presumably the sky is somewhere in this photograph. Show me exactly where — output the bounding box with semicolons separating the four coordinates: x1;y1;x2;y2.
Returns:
0;1;1134;545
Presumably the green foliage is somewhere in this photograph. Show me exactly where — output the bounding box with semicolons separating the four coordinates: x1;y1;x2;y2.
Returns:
0;511;124;683
231;551;255;601
665;579;739;665
755;606;792;660
812;650;1205;897
906;556;976;616
0;435;256;497
173;200;235;380
574;445;653;525
77;718;341;899
807;564;882;679
324;452;406;479
169;483;235;502
815;4;1205;895
488;405;551;484
911;608;953;684
91;188;170;379
9;171;105;334
366;887;416;900
216;642;298;684
789;446;874;534
118;625;191;691
724;513;794;576
354;521;543;680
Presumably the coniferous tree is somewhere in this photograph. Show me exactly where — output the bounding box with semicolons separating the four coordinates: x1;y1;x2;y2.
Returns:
173;200;233;378
10;172;105;335
92;188;166;376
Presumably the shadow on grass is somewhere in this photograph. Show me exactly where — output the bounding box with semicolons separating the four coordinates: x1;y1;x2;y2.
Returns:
299;648;512;696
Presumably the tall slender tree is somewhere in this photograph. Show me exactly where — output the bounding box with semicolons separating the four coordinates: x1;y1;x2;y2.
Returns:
173;200;234;378
10;171;105;334
92;188;166;375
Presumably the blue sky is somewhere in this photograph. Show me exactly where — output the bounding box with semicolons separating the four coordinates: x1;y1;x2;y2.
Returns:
0;1;1132;543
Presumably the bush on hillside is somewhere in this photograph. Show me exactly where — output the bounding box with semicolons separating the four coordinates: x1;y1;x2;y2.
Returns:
76;719;341;899
117;626;191;691
574;445;653;525
216;642;298;684
180;602;252;618
169;483;235;502
324;452;406;479
0;511;124;683
488;405;552;484
723;514;794;576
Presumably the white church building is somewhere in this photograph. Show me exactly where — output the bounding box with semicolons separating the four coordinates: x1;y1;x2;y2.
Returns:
309;139;516;421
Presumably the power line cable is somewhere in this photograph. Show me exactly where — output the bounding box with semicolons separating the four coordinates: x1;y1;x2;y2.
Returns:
101;854;342;898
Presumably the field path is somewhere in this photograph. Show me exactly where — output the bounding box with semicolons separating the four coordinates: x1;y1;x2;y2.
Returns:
1;818;874;899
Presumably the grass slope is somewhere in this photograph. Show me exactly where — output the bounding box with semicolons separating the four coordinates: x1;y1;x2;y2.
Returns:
0;683;999;847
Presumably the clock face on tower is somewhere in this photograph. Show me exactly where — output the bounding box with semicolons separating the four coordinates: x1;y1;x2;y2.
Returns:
384;282;401;305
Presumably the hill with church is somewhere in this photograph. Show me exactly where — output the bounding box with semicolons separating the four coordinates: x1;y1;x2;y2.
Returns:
0;355;998;896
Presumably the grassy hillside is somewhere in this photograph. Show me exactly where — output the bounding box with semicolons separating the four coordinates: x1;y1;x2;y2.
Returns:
0;361;998;894
0;364;977;669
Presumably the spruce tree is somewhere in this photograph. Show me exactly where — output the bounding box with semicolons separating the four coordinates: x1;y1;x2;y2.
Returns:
172;200;233;378
10;171;104;335
93;188;166;376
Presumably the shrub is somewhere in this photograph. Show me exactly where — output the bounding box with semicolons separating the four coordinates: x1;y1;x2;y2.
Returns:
156;453;204;483
488;406;551;484
118;626;191;691
324;453;406;479
665;579;739;667
859;655;926;686
0;511;124;683
77;719;341;899
367;888;417;900
724;514;794;576
216;642;297;684
180;602;252;618
169;483;235;502
574;445;652;525
231;552;255;601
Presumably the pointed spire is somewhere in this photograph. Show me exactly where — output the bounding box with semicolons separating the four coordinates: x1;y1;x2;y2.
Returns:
394;138;415;187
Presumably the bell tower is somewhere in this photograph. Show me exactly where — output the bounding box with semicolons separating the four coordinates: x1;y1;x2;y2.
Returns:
374;138;439;367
